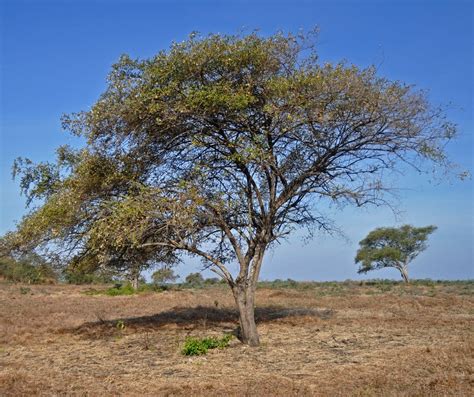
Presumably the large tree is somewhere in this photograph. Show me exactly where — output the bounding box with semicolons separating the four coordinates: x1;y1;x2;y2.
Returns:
355;225;437;283
9;31;459;345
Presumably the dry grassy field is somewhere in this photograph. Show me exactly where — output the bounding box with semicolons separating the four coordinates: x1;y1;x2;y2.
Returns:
0;281;472;396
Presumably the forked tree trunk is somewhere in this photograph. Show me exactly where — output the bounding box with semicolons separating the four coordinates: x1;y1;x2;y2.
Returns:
230;245;265;346
232;283;260;346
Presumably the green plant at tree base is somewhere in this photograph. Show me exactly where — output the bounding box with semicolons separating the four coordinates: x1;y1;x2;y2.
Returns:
182;334;233;356
116;320;126;331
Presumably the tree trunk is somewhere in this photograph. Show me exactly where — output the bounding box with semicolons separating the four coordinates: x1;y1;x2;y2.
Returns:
400;266;409;284
131;272;139;290
233;284;260;346
231;244;266;346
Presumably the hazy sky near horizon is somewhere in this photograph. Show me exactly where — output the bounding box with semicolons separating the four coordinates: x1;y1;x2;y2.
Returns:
1;0;473;281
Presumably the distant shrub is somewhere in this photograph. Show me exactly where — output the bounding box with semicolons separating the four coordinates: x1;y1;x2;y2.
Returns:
0;255;57;284
254;279;474;297
362;279;399;286
376;283;393;293
412;279;435;287
137;283;166;293
184;272;205;288
63;266;116;285
260;278;300;289
85;282;165;296
204;277;220;285
105;283;136;296
152;268;178;285
64;269;99;284
182;334;233;356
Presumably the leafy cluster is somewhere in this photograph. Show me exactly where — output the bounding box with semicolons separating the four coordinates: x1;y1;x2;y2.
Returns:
184;272;205;287
0;253;57;284
182;334;233;356
63;263;117;284
152;267;178;285
105;283;137;296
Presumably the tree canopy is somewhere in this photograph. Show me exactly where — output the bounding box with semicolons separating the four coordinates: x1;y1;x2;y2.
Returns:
7;31;459;345
355;225;438;282
0;250;57;284
152;267;178;285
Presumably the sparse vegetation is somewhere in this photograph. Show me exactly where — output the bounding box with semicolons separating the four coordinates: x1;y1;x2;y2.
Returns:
0;281;472;395
105;283;137;296
19;286;31;295
152;267;179;286
115;319;126;331
0;254;57;284
84;282;167;296
182;334;233;356
184;272;205;288
63;265;117;285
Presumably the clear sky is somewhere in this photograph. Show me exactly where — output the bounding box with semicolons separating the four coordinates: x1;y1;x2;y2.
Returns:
1;0;473;281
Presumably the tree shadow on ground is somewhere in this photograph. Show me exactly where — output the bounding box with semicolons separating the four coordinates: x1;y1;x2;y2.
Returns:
69;305;334;339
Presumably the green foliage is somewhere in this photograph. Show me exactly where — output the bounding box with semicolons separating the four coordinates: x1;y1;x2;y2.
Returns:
0;254;57;284
355;225;437;281
181;334;233;356
204;277;220;285
85;282;165;296
115;320;126;330
105;283;137;296
63;266;116;285
152;267;178;285
136;283;165;293
181;338;208;356
185;272;205;288
264;278;299;289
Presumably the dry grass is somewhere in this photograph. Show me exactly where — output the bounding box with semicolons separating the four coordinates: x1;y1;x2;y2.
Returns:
0;282;472;396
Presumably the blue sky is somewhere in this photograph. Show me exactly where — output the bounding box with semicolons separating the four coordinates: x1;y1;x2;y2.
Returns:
1;0;472;281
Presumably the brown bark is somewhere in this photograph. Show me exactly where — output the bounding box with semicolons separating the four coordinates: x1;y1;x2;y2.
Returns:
233;283;260;346
231;245;265;346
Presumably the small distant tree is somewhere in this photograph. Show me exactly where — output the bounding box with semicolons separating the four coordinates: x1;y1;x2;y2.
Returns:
185;272;205;288
355;225;437;283
152;267;178;285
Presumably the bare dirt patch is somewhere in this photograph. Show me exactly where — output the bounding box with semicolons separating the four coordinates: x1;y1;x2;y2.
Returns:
0;282;472;396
